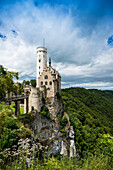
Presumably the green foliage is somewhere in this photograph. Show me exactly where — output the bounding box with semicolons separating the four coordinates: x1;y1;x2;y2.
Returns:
30;79;36;87
41;106;50;118
60;129;67;136
22;79;36;87
1;153;112;170
0;103;31;151
60;115;68;129
97;134;113;157
10;104;24;115
61;87;113;157
0;65;19;100
0;129;18;150
6;117;19;129
18;126;31;139
10;104;15;112
22;80;30;85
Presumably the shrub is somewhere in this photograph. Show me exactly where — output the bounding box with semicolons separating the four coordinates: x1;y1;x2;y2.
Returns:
0;129;18;151
18;126;31;139
6;118;19;130
60;116;68;129
41;106;50;118
60;129;67;136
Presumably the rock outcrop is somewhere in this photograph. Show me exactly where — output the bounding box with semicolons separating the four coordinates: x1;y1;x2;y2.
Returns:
31;95;76;157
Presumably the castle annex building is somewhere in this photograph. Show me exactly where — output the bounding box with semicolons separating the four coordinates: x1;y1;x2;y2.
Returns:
24;47;61;113
37;47;61;98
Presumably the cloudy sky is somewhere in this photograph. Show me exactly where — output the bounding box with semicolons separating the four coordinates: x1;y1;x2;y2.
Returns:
0;0;113;90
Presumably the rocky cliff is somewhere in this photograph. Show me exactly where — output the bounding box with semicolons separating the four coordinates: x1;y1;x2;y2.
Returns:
31;94;76;157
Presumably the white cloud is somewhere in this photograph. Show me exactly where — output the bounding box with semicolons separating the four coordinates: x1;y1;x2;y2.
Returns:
0;1;113;89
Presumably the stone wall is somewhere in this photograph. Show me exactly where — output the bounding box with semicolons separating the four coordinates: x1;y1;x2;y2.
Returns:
38;69;56;98
29;86;43;112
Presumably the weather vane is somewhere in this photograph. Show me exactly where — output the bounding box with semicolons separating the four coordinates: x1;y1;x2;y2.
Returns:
43;38;45;47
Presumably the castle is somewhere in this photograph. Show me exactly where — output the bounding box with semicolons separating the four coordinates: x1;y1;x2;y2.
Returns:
6;46;76;158
24;47;61;113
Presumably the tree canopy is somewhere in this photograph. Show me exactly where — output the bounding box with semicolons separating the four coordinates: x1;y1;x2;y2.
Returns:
0;65;18;100
62;87;113;157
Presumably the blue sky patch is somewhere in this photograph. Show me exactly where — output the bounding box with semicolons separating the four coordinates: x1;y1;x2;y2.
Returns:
0;33;6;40
107;35;113;46
11;29;18;36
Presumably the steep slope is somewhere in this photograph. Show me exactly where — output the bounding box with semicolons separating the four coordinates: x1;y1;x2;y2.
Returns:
61;87;113;156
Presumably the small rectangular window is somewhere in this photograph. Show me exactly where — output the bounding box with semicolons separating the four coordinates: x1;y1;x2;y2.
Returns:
50;81;52;85
41;81;43;85
45;81;47;85
39;72;40;75
39;59;41;62
39;66;40;69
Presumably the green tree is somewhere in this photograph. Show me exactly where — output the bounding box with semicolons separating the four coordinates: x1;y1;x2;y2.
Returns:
30;79;36;87
0;65;18;100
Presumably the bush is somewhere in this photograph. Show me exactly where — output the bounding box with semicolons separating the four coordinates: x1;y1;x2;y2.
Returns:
60;116;68;129
18;126;31;139
0;103;31;151
0;129;18;150
6;118;19;129
41;106;50;118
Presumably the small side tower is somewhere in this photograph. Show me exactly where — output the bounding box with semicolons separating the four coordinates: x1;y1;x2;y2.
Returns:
36;47;47;87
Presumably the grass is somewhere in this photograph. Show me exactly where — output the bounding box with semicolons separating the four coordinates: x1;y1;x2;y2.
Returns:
1;153;112;170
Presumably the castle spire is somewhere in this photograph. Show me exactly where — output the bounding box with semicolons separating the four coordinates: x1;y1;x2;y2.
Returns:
49;56;51;67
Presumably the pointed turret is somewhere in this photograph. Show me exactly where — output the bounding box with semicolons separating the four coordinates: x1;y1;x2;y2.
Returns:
49;56;51;67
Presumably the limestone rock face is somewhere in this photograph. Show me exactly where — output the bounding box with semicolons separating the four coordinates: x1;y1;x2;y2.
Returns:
31;96;77;158
69;126;76;157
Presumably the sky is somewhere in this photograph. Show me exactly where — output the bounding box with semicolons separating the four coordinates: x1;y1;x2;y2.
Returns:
0;0;113;90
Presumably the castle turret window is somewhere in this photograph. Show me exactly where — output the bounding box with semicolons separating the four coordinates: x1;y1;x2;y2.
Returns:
45;81;47;85
50;81;52;85
39;59;41;62
41;81;43;85
39;66;40;69
45;75;48;79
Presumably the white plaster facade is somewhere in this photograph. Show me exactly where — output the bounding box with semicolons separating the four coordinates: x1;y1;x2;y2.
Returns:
37;46;61;98
37;47;47;87
24;46;61;112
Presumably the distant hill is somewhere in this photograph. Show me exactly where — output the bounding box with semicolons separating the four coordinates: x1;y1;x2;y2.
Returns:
61;87;113;156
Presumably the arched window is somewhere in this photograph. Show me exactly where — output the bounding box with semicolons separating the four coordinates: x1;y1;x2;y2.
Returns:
45;75;48;79
45;81;47;85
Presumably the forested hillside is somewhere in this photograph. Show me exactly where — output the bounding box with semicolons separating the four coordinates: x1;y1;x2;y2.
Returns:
62;87;113;157
0;86;113;169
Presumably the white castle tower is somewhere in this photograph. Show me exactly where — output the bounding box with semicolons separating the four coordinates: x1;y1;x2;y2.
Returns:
36;47;47;87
